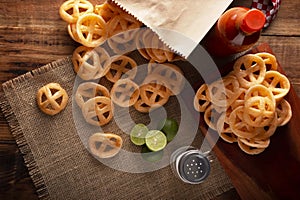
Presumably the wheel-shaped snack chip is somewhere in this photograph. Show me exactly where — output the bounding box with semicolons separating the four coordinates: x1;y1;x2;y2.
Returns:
72;45;94;74
37;83;69;115
147;63;185;95
203;104;224;131
237;137;269;155
75;82;110;108
82;96;114;126
107;15;141;40
68;23;81;43
105;55;137;83
207;75;243;108
244;85;275;105
255;52;278;71
110;78;140;107
228;106;262;139
107;29;138;55
219;131;238;144
139;83;171;108
94;2;119;23
59;0;94;23
276;99;292;127
252;115;278;140
243;96;276;127
133;97;153;113
76;13;108;47
135;28;182;63
194;84;211;112
88;132;123;158
233;54;266;88
72;46;111;80
262;70;290;102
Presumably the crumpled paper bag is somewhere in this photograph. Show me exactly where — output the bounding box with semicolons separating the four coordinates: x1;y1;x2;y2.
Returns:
113;0;233;57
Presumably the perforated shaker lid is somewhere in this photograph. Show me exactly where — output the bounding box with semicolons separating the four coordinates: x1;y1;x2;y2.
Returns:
178;151;211;183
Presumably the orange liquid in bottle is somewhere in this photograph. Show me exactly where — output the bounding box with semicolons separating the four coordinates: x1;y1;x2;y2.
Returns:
203;7;266;57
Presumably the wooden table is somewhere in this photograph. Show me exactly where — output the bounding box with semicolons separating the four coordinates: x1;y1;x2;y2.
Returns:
0;0;299;199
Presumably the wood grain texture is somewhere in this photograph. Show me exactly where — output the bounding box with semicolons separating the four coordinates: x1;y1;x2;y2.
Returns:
199;43;300;200
0;0;299;199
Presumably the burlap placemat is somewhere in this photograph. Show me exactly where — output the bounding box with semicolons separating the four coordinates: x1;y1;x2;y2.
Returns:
0;55;233;199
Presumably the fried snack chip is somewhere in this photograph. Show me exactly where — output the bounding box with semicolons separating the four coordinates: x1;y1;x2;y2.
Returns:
233;54;266;88
136;28;153;60
82;96;114;126
219;131;238;143
244;85;276;104
237;137;269;155
230;88;247;110
252;115;278;140
217;112;237;143
88;133;123;158
72;45;94;74
68;23;81;43
107;29;138;55
194;53;292;155
76;13;108;47
243;96;276;127
207;75;243;108
262;70;290;102
228;106;262;139
107;14;142;39
94;1;142;54
133;97;153;113
136;28;182;63
37;83;68;116
256;52;278;71
75;82;110;108
110;78;140;107
204;105;223;131
276;99;292;126
194;84;210;112
59;0;94;23
72;46;111;80
105;55;137;83
94;2;119;23
95;1;142;45
139;83;171;108
144;62;185;96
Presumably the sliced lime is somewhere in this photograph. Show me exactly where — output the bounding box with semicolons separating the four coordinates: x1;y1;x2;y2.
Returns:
145;130;167;152
160;118;178;142
141;146;164;162
130;123;148;145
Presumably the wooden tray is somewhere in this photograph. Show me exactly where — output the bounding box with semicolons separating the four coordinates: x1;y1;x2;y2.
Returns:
198;43;300;200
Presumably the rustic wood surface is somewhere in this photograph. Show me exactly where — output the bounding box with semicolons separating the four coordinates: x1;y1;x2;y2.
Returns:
0;0;299;199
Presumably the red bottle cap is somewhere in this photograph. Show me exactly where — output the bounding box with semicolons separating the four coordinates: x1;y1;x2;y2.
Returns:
240;9;266;34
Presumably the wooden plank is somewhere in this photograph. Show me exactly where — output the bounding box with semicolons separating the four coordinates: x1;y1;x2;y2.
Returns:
262;1;300;36
258;36;300;96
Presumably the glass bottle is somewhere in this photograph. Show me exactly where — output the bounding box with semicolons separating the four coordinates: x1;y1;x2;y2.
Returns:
202;7;266;57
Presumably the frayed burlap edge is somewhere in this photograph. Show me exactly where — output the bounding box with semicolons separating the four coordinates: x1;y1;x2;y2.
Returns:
0;57;72;200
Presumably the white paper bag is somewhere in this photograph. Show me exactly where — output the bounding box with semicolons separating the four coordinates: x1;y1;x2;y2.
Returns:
113;0;233;57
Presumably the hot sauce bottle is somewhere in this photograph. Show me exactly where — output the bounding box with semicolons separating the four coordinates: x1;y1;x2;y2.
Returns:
202;7;266;57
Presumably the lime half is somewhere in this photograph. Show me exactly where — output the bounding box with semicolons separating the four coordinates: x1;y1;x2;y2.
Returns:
160;118;178;142
145;130;167;152
130;123;148;145
141;146;164;162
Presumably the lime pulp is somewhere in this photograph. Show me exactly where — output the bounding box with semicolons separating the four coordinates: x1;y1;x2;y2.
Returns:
145;130;167;152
